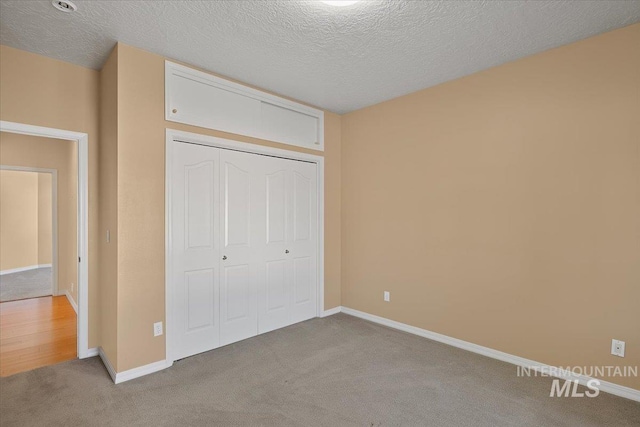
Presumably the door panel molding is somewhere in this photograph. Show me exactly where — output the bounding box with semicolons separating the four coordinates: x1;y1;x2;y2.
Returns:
184;160;215;250
169;142;220;360
223;160;252;249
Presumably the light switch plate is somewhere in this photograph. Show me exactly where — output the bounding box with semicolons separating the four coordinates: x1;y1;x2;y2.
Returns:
154;322;163;337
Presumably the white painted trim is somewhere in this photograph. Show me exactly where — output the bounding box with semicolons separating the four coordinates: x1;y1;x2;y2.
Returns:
317;159;325;319
0;265;41;275
77;131;90;358
98;347;117;383
165;61;324;151
0;165;58;295
114;359;173;385
86;347;99;357
165;128;325;363
169;128;325;164
0;264;52;276
65;290;78;314
165;136;174;363
321;306;342;317
0;121;90;359
341;307;640;402
97;347;172;384
0;121;87;141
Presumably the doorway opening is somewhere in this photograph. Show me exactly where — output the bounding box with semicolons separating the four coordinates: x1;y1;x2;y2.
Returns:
0;167;57;302
0;121;89;376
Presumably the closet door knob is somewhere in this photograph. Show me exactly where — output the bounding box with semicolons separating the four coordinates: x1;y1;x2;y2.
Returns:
222;255;227;260
285;250;289;254
172;108;178;114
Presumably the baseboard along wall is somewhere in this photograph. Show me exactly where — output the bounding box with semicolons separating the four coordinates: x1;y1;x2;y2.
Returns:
65;290;78;314
88;305;639;400
0;264;52;276
323;306;640;403
96;347;173;385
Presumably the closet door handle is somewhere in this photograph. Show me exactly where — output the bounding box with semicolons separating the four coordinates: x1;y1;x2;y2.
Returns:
222;255;227;261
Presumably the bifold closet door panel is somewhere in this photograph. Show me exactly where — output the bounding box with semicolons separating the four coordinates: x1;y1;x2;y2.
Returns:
257;157;318;332
171;142;221;360
289;160;318;324
258;156;293;334
219;149;260;346
171;141;319;358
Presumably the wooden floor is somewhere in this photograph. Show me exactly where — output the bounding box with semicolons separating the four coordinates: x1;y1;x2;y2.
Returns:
0;296;76;377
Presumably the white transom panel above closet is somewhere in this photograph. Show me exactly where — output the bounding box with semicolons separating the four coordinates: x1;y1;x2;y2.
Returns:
165;61;325;151
168;138;318;361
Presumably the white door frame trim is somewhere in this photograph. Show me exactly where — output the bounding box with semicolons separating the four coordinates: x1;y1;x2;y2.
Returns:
0;165;59;296
165;128;325;363
0;120;90;359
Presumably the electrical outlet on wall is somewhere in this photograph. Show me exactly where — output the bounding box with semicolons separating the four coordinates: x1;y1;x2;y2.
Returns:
611;339;625;357
70;283;74;293
384;291;390;302
154;321;163;337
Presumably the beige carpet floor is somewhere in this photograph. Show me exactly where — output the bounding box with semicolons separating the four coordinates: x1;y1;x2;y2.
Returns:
0;313;638;426
0;267;52;302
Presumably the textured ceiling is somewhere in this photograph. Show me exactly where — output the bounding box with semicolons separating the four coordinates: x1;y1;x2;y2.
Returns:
1;1;639;113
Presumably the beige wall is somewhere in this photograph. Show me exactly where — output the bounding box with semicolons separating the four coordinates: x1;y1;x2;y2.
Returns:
341;24;640;389
0;134;77;302
0;170;53;272
0;170;39;271
37;173;52;265
0;45;99;346
99;46;119;369
113;43;342;371
324;112;342;310
0;170;53;273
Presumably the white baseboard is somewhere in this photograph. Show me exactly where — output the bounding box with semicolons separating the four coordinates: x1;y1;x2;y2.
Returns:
97;346;172;384
86;347;99;357
115;359;173;384
321;306;342;317
0;264;51;275
65;290;78;315
340;306;640;403
98;347;117;383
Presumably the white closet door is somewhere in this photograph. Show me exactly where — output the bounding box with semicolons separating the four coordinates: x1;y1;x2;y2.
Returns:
258;158;318;331
170;141;319;359
258;156;292;333
289;160;318;324
219;149;260;346
171;142;220;360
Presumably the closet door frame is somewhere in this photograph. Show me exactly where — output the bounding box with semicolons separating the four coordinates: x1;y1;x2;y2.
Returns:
165;128;324;363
